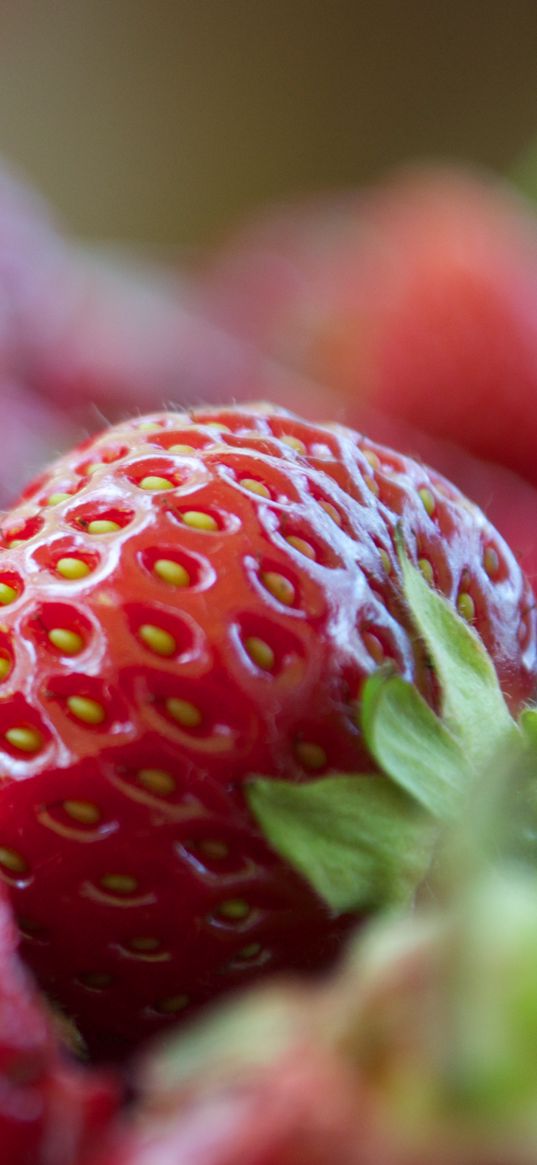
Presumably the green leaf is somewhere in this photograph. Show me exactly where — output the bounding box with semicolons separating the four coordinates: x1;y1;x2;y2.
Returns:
362;670;469;820
520;708;537;750
247;773;436;914
398;542;514;768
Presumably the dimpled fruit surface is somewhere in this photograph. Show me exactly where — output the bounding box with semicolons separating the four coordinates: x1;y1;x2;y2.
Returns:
0;403;533;1059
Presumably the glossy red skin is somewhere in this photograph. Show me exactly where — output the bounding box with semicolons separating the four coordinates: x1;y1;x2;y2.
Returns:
200;166;537;488
0;404;533;1059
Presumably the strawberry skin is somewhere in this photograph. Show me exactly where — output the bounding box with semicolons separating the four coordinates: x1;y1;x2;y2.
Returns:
0;403;533;1059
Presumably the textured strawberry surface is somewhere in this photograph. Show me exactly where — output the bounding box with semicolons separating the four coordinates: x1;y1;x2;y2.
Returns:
0;404;533;1059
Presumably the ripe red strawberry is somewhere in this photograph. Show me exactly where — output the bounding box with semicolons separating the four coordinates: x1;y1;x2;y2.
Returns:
0;403;533;1060
0;879;118;1164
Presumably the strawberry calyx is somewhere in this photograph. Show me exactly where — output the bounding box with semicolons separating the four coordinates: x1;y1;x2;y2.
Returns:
248;541;535;914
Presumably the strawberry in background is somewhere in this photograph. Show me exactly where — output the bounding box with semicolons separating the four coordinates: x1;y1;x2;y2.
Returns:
0;158;334;507
198;166;537;580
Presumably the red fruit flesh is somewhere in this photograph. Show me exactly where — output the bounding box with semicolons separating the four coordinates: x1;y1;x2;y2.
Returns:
0;404;532;1059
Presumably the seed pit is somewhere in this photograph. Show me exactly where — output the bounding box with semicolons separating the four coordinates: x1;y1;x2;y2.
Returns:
154;994;189;1015
1;514;44;547
0;572;23;606
123;458;183;490
126;603;201;662
139;544;213;591
67;504;134;534
25;602;92;658
33;540;100;580
233;613;304;678
259;564;298;608
44;675;127;733
294;739;327;771
77;972;114;991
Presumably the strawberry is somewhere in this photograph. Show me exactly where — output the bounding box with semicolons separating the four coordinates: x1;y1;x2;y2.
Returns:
0;402;533;1061
0;879;118;1164
88;827;537;1165
199;166;537;488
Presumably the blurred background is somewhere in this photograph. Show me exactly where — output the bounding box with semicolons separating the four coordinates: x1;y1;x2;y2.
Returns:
2;0;537;247
2;0;537;585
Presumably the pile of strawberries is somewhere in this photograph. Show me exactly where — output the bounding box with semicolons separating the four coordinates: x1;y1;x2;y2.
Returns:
2;157;537;1162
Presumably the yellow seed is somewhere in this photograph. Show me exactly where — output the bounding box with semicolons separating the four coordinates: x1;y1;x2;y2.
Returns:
484;546;500;578
419;487;436;517
80;972;113;989
0;846;27;873
57;557;91;580
46;492;71;506
457;592;475;622
63;800;101;825
139;475;174;491
281;435;306;454
153;558;190;587
100;874;138;894
165;697;202;728
157;993;189;1014
7;539;25;549
85;463;102;476
238;942;262;959
285;535;316;560
364;475;379;496
136;768;176;796
364;449;381;470
181;510;218;531
168;444;196;455
245;636;275;671
0;656;11;680
295;740;327;770
320;500;341;525
218;898;250;920
67;696;106;725
205;422;230;433
139;624;176;657
129;936;160;952
240;478;271;498
48;628;84;655
0;584;17;605
138;421;162;433
418;558;434;584
199;839;229;860
261;571;295;606
363;631;385;664
5;726;42;753
380;549;392;574
87;519;121;535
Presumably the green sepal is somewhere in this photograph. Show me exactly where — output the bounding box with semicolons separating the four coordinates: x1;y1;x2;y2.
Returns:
247;773;436;914
398;538;515;768
362;668;469;820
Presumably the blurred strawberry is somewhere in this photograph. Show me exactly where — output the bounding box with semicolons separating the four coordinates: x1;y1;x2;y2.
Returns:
199;166;537;490
0;156;334;508
0;879;118;1164
33;242;334;430
83;746;537;1165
